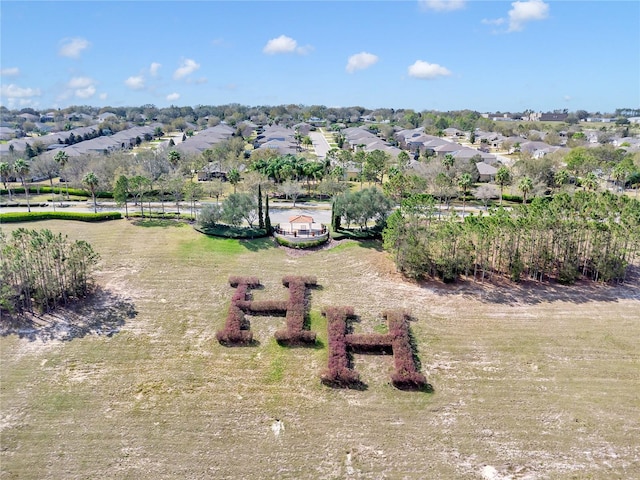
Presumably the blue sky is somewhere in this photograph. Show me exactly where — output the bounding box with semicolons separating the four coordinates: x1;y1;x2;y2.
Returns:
1;0;638;113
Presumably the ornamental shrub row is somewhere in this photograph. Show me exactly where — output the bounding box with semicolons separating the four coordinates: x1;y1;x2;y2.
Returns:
385;310;428;390
321;307;427;390
0;211;122;223
275;276;317;346
321;306;360;388
216;278;256;346
0;186;111;198
274;235;328;249
217;276;318;347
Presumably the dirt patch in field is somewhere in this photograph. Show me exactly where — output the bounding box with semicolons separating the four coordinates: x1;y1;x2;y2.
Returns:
0;287;137;342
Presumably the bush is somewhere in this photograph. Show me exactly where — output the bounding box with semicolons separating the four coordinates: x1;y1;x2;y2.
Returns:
218;276;318;347
199;204;223;228
500;193;529;203
0;186;113;199
321;307;427;390
275;276;317;346
228;276;260;288
216;278;259;346
385;310;428;390
0;211;121;223
321;306;361;388
274;235;328;249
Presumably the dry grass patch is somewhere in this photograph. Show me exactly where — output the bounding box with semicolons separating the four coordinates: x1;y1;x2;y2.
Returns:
1;219;639;479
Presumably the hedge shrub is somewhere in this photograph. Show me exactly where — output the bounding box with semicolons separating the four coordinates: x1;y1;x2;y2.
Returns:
321;307;427;390
275;276;317;346
217;276;318;347
321;306;361;388
216;277;257;346
274;235;328;249
1;186;112;198
0;211;122;223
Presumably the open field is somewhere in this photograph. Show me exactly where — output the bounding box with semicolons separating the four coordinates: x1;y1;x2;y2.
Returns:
1;219;639;479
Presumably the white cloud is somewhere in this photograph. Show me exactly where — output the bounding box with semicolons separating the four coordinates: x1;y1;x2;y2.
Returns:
0;67;20;77
173;58;200;79
125;75;145;90
346;52;379;73
263;35;312;55
508;0;549;32
67;77;96;99
408;60;452;79
166;92;180;101
419;0;465;12
75;85;96;99
0;84;41;98
99;93;108;100
59;37;90;58
68;77;94;89
481;17;505;26
149;62;161;76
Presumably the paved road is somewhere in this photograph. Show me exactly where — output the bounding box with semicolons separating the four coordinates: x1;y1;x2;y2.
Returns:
1;200;333;225
309;131;331;159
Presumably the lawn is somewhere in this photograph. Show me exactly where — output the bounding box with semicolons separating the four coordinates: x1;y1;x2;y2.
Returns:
1;219;639;479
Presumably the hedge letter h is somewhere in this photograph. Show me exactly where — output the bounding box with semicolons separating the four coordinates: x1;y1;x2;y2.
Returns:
216;276;427;390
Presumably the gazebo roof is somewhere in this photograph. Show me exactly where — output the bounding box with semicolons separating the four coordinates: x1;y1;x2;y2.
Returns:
289;215;314;224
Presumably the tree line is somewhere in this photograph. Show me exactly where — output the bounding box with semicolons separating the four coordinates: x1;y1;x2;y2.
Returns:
0;228;100;314
383;191;640;284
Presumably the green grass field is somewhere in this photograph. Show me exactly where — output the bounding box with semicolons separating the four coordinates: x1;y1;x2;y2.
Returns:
1;219;639;479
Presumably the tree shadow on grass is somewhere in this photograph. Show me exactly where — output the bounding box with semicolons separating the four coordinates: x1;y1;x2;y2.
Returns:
356;239;384;252
422;265;640;306
239;237;277;251
0;287;137;342
131;218;189;228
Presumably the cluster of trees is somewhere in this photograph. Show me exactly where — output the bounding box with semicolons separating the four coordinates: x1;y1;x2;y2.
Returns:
199;184;270;230
112;173;205;219
383;191;640;284
250;154;327;185
0;228;99;314
332;187;394;230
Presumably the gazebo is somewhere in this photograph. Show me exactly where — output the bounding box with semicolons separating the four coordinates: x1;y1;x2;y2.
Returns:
274;215;327;238
273;214;329;247
288;215;314;235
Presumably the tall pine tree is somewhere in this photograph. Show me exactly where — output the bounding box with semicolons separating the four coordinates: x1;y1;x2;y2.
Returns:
264;193;272;234
258;184;264;230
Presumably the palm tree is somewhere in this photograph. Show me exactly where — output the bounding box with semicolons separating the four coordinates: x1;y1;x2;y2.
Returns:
227;168;241;194
495;166;511;205
554;169;570;192
83;172;99;213
518;176;533;204
457;172;473;214
583;172;599;192
54;150;70;200
14;158;31;212
442;153;455;172
0;161;13;200
168;150;181;171
611;164;627;194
